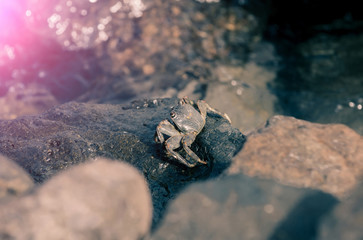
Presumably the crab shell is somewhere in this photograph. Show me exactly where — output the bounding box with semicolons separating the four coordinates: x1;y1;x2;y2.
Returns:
170;103;206;134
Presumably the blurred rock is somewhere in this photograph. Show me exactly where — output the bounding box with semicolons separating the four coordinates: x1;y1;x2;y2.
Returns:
0;98;245;226
0;83;59;120
0;154;34;201
74;0;262;103
228;115;363;198
0;158;152;240
318;182;363;240
152;174;338;240
2;0;268;109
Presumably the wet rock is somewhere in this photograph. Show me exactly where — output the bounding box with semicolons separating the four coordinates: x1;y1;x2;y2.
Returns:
318;182;363;240
0;98;245;226
0;154;34;201
228;115;363;198
0;158;152;240
152;174;338;240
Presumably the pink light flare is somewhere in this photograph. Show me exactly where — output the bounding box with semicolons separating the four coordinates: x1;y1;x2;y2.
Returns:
0;0;40;77
0;0;30;43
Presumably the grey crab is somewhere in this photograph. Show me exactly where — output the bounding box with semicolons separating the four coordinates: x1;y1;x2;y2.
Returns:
155;97;231;167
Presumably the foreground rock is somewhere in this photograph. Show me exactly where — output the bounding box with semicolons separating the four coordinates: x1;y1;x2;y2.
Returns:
228;115;363;198
152;174;338;240
0;154;34;201
318;182;363;240
0;158;152;240
0;98;245;225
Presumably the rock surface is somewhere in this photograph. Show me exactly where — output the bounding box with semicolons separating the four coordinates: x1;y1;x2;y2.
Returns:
0;98;245;226
228;115;363;198
0;154;34;201
0;158;152;240
318;182;363;240
152;174;338;240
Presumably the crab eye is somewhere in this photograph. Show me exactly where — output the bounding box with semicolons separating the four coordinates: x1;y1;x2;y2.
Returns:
170;111;176;118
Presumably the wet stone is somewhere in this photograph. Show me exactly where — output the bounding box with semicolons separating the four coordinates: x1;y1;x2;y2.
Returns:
228;115;363;198
0;98;245;226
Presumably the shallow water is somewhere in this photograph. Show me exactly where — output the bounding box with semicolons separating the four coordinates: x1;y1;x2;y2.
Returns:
269;29;363;135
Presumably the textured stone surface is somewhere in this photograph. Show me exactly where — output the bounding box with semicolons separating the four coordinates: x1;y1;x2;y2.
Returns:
0;158;152;240
0;98;245;226
318;182;363;240
152;174;338;240
228;115;363;198
0;154;34;201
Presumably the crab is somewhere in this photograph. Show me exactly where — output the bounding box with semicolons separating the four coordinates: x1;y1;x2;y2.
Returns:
155;97;231;167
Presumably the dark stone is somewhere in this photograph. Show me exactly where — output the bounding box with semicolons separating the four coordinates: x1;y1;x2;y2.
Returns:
0;98;245;227
318;182;363;240
151;174;338;240
269;191;338;240
0;233;13;240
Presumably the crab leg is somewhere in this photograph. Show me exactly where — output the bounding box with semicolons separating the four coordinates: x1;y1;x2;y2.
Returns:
197;100;231;123
182;132;207;165
155;119;180;143
165;134;198;167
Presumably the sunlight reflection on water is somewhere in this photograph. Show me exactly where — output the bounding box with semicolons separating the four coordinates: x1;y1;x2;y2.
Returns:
24;0;145;50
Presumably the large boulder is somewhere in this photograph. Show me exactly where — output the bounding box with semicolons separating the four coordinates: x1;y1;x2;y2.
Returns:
0;98;245;225
228;115;363;198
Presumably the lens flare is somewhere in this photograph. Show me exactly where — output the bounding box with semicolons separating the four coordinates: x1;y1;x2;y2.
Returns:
0;1;28;43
